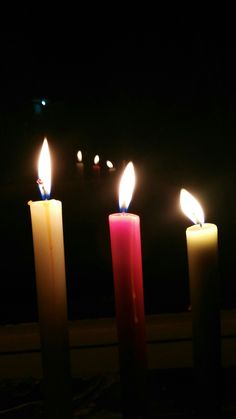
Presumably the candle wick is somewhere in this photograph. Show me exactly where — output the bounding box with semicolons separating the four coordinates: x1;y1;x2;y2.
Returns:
37;178;48;200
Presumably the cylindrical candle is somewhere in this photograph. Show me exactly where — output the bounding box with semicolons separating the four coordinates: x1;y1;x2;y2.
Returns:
28;138;72;419
109;162;147;419
180;189;221;417
76;150;84;176
93;154;101;176
106;160;116;174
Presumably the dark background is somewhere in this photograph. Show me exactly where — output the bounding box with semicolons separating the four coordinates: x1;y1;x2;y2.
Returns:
1;15;236;323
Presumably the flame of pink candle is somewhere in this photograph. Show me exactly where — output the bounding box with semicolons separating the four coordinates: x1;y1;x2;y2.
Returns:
119;162;135;212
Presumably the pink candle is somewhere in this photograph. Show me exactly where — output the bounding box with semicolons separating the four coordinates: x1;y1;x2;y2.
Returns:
109;162;147;418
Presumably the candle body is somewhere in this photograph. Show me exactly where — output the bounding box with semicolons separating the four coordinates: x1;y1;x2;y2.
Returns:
76;162;84;176
186;223;221;416
109;212;147;418
93;164;101;176
29;199;72;419
108;167;116;174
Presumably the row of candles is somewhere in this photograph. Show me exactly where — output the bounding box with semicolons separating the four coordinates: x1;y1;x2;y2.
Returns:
28;138;221;418
76;149;116;175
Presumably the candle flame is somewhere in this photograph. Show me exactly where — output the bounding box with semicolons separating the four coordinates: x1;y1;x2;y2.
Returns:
94;154;99;165
119;162;135;212
77;150;82;162
106;160;113;168
180;188;204;225
38;138;51;199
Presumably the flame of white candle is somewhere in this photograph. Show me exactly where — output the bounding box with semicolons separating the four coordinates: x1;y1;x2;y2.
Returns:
180;188;205;225
94;155;99;165
119;162;135;212
38;138;51;199
106;160;113;168
77;150;82;162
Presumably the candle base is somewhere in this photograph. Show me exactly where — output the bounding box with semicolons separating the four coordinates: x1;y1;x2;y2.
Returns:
120;362;148;419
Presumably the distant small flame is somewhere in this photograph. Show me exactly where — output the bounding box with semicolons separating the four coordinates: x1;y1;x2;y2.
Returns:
119;162;135;212
180;188;204;225
38;138;51;199
77;150;82;162
106;160;113;168
94;155;99;165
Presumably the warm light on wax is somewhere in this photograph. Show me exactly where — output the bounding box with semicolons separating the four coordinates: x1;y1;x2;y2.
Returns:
119;161;135;211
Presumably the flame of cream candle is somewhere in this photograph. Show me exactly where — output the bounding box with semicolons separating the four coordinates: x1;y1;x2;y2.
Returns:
119;162;135;212
180;188;204;225
38;138;51;200
94;154;99;165
77;150;82;162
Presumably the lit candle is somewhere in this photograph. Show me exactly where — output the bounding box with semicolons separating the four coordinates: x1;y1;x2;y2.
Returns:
76;149;84;176
109;162;147;418
28;138;72;419
93;154;101;176
180;188;221;416
106;159;116;173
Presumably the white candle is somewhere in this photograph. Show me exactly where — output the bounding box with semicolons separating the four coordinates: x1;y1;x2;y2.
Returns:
180;188;221;416
28;138;72;419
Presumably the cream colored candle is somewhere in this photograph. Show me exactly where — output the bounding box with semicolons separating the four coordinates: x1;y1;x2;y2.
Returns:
28;138;72;419
180;188;221;416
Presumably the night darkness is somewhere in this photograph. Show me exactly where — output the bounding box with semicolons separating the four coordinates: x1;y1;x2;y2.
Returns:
1;17;236;324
